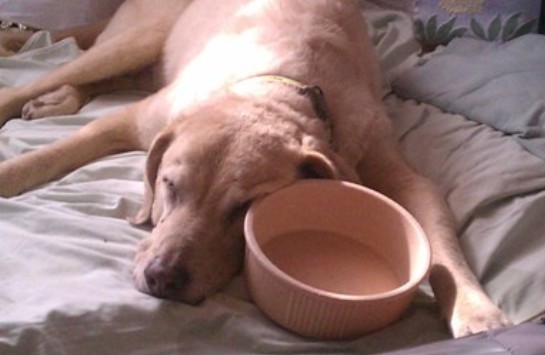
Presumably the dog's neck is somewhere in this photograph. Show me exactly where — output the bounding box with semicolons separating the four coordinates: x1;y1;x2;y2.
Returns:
230;75;334;146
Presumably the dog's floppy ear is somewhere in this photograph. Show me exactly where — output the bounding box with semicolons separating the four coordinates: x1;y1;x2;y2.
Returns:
298;150;340;180
299;134;362;183
129;127;174;226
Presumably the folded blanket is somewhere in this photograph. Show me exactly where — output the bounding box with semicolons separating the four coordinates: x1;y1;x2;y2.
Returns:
394;34;545;160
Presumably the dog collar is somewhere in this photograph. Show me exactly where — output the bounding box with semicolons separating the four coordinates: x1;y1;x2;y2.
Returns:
233;75;333;143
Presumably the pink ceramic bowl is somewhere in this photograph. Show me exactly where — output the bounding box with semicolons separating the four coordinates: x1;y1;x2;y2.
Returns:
244;180;430;340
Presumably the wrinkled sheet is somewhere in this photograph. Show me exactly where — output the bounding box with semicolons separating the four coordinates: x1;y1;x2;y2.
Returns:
1;7;545;355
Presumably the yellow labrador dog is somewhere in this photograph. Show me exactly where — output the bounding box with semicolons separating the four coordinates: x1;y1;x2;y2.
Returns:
0;0;511;337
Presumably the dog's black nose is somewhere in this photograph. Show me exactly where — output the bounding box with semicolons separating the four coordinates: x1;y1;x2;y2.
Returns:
144;257;190;300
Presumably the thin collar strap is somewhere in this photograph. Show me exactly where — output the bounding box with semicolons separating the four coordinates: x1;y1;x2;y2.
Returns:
234;75;333;141
241;75;329;122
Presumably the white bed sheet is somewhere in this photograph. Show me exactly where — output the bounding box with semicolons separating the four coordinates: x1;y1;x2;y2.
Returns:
1;8;544;355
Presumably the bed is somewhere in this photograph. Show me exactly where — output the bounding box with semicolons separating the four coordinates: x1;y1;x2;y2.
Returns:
1;3;545;354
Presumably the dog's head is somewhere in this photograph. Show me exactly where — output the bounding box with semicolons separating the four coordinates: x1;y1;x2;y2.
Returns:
131;92;359;304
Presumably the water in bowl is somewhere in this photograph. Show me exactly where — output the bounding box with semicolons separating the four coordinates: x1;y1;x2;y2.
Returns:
262;230;402;295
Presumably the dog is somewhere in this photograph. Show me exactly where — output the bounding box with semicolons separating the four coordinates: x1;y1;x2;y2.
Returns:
0;0;511;338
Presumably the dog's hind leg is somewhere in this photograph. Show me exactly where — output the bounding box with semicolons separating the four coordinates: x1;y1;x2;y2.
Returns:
0;26;160;126
0;0;191;127
20;84;88;120
20;69;155;120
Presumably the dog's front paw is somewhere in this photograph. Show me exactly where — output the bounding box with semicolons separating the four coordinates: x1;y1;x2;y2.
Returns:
450;296;512;338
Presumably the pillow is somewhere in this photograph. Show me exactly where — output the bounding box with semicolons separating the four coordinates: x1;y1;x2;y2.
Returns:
394;34;545;161
414;0;542;48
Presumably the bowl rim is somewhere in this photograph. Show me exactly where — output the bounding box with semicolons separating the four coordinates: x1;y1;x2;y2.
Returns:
244;179;431;302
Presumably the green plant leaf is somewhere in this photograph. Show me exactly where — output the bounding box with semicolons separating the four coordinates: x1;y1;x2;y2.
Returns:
502;12;521;41
512;18;538;38
470;18;487;40
426;15;438;41
414;19;426;40
447;27;468;42
436;17;457;44
487;14;502;41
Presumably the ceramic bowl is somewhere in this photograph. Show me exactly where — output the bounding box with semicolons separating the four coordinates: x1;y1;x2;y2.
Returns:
244;180;430;340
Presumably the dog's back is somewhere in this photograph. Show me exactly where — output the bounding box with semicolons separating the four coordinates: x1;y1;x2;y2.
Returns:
156;0;384;128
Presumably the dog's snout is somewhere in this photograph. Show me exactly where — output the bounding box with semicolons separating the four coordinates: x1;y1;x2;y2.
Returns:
144;257;190;300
